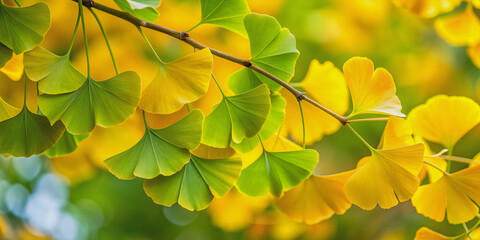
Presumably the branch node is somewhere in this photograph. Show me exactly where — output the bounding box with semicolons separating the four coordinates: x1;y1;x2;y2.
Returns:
179;32;189;40
81;0;95;8
296;92;306;102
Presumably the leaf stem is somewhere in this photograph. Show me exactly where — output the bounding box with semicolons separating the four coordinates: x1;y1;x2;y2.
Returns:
297;100;306;149
446;146;454;172
67;8;81;54
211;73;225;97
425;155;475;164
186;22;201;32
346;124;374;151
142;110;150;129
78;0;91;77
423;160;449;176
13;0;21;7
137;27;164;64
23;75;27;108
75;0;348;125
258;135;266;151
89;8;119;75
347;118;390;123
463;223;473;240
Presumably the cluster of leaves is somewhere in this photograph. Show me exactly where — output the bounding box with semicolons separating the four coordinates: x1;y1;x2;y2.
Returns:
1;0;480;239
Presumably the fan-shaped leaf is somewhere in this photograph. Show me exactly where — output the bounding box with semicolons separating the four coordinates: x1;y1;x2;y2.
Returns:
105;110;204;179
139;48;213;114
24;47;86;94
198;0;250;36
143;154;242;211
44;131;89;158
113;0;161;21
0;3;50;54
0;106;64;157
0;96;19;122
228;13;299;93
236;149;318;197
202;84;271;148
38;72;141;135
0;43;12;68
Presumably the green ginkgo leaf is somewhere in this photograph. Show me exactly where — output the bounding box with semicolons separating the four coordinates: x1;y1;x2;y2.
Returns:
143;154;242;211
0;3;50;54
44;131;89;158
38;72;141;135
105;110;204;180
197;0;250;36
0;43;12;68
0;96;19;122
228;13;299;93
113;0;161;21
202;84;271;148
24;47;86;94
236;149;318;197
0;106;64;157
231;93;286;153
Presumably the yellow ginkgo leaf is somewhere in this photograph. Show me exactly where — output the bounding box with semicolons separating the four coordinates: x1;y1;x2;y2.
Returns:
415;136;447;183
408;95;480;150
343;57;405;118
344;143;424;210
0;96;19;122
467;43;480;68
414;227;450;240
275;170;353;224
0;53;23;81
434;6;480;46
392;0;462;18
281;60;349;145
192;143;237;159
378;116;414;149
412;164;480;224
139;48;213;114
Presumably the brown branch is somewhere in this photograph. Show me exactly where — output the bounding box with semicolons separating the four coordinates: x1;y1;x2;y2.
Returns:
76;0;348;125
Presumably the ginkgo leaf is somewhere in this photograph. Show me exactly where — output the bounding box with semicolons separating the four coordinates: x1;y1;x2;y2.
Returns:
0;53;23;81
113;0;161;21
415;136;446;183
468;43;480;68
0;106;64;157
44;131;89;158
38;72;141;135
344;143;424;210
24;47;86;94
197;0;250;36
0;96;19;122
281;60;348;145
412;165;480;224
0;43;12;68
434;6;480;46
0;3;50;54
408;95;480;150
275;170;353;224
414;227;450;240
143;154;242;211
139;48;213;114
105;110;204;179
192;144;237;159
202;84;271;148
392;0;462;18
228;13;299;93
230;93;285;153
343;57;405;118
378;117;414;149
236;148;319;197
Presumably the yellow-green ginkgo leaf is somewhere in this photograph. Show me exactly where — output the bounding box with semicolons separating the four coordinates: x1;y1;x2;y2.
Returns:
113;0;161;22
44;131;89;158
105;110;204;179
197;0;250;36
236;148;319;197
0;2;50;54
139;48;213;114
343;57;405;118
24;47;86;94
392;0;462;18
230;93;285;153
143;154;242;211
0;106;64;157
408;95;480;150
228;13;299;93
202;84;271;148
414;227;450;240
344;143;424;210
275;170;353;224
0;96;19;122
0;53;23;81
0;43;12;68
434;6;480;46
38;72;141;135
412;164;480;224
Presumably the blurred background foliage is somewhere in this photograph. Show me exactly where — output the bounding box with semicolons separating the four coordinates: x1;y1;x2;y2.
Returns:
0;0;479;239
